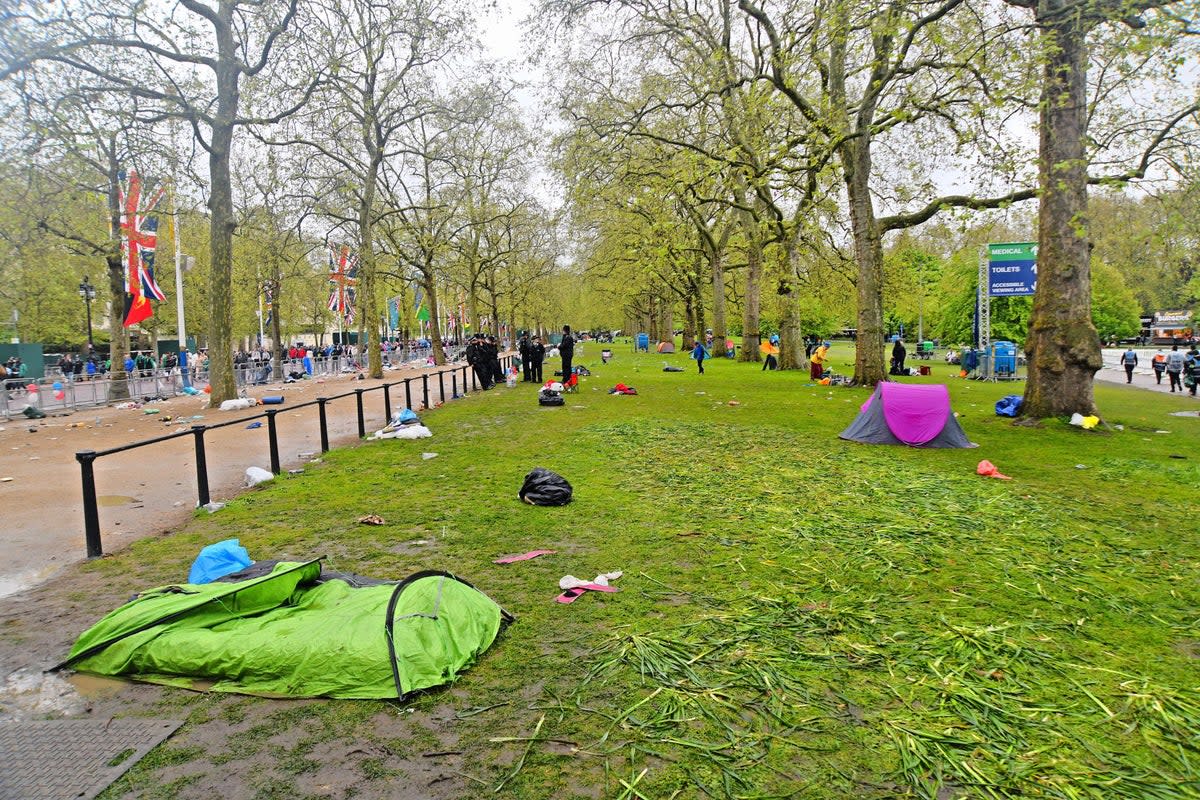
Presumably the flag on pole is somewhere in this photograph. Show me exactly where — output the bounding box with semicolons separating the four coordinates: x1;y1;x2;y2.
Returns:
328;244;358;323
416;305;430;322
264;282;274;326
119;168;166;326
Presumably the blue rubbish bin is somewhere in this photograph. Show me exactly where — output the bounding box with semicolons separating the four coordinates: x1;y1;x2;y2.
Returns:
636;332;649;352
993;341;1017;376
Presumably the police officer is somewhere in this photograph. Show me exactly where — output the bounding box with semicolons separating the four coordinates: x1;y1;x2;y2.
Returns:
469;333;492;390
529;335;545;383
518;333;532;382
559;325;575;378
487;335;503;384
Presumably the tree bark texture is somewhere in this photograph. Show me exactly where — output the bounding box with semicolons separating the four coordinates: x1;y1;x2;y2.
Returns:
1021;3;1101;417
845;138;886;385
205;7;239;406
710;250;728;357
739;223;762;362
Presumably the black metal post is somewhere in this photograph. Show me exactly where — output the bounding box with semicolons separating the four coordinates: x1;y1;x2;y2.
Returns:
192;425;210;507
266;410;280;474
437;370;445;404
354;388;366;437
317;398;330;452
383;383;392;421
421;374;429;409
451;372;458;398
461;365;469;394
404;379;412;410
471;366;478;391
76;450;103;558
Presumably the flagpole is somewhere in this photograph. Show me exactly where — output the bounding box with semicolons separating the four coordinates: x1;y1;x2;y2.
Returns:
258;290;265;346
171;183;190;389
172;185;186;348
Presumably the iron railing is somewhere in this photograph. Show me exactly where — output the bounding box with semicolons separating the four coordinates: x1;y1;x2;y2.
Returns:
74;358;510;559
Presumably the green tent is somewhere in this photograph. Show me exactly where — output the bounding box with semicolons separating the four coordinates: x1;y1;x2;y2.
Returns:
58;561;511;699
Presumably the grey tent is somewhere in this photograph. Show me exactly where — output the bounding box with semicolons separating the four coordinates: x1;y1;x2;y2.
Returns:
839;383;975;448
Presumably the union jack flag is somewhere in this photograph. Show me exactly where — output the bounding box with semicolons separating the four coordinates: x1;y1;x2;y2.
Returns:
119;169;166;309
328;244;358;323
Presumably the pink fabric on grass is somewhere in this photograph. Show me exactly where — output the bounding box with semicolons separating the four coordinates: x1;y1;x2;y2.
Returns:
878;382;951;446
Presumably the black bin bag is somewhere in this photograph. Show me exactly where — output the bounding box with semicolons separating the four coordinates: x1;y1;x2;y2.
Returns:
519;468;573;506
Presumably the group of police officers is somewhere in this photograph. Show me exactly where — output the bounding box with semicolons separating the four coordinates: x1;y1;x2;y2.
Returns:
468;326;576;389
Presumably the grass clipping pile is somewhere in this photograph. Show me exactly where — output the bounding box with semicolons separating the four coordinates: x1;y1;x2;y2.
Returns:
561;420;1199;799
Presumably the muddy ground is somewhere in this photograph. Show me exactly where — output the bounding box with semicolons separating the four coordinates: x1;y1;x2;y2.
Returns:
0;359;497;799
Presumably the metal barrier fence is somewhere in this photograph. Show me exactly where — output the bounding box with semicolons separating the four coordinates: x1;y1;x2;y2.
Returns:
73;356;510;559
3;347;466;419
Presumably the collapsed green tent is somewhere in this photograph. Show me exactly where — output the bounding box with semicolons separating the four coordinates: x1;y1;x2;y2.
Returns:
57;560;512;700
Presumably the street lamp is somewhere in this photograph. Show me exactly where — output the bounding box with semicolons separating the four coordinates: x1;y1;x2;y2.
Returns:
78;276;96;346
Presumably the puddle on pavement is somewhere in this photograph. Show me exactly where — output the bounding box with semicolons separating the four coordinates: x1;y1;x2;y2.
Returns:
97;495;140;506
66;673;129;698
0;669;89;719
0;564;64;600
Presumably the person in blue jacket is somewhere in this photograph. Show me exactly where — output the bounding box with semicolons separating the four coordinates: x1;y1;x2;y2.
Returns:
691;340;708;374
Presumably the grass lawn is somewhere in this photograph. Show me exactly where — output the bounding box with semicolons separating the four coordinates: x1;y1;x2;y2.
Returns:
81;343;1199;799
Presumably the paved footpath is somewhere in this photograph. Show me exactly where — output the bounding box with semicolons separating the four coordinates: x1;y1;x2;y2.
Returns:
1095;348;1200;398
0;359;496;599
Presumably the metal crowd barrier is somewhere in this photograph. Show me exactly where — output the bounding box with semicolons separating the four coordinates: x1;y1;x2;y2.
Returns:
73;357;511;559
2;347;466;419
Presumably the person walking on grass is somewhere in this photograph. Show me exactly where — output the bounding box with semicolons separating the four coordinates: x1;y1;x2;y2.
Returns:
691;340;708;374
1119;346;1138;384
1166;345;1185;392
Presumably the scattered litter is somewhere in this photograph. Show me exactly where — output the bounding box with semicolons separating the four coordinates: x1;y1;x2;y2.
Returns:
22;406;47;419
1168;454;1187;459
219;398;258;411
0;477;12;482
1075;464;1088;469
260;396;285;405
188;538;252;584
372;423;432;440
519;468;573;506
298;451;315;459
245;421;263;429
977;460;1012;480
1155;430;1170;434
995;395;1023;417
421;452;438;459
287;469;304;475
114;402;139;410
1068;412;1100;429
1114;424;1124;430
244;466;274;487
143;408;160;415
555;578;620;604
173;501;184;507
358;514;386;525
494;550;556;564
202;501;225;513
728;400;741;406
560;571;622;590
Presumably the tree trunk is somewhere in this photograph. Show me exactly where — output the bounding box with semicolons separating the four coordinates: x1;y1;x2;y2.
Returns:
1021;5;1101;417
710;249;728;357
425;272;446;365
845;141;886;386
661;295;674;345
682;291;695;350
740;236;762;362
779;239;804;369
205;10;239;406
